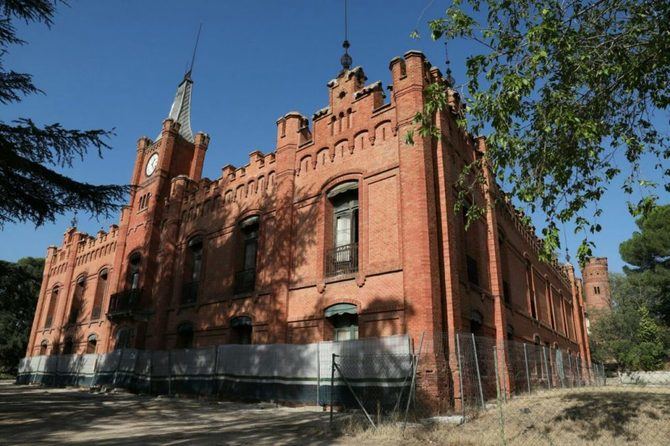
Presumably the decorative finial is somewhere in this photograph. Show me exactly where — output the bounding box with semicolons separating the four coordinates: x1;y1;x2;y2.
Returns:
340;0;352;71
444;41;455;87
70;212;78;229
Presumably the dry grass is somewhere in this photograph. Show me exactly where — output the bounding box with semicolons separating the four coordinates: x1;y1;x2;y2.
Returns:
338;386;670;446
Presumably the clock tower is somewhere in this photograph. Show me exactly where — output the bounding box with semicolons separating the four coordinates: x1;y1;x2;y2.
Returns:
104;71;210;350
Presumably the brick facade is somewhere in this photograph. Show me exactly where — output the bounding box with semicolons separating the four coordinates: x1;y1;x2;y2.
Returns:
26;51;592;407
582;257;612;329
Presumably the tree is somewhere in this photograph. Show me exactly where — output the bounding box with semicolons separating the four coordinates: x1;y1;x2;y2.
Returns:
418;0;669;264
0;257;44;375
589;273;669;370
619;204;670;324
0;1;127;228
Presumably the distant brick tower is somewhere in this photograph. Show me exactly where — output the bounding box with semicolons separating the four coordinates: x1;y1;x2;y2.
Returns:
582;257;612;328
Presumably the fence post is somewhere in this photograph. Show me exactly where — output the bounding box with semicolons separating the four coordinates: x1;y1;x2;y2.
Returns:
493;346;507;444
542;347;550;390
456;333;465;420
523;343;531;394
316;342;321;406
329;353;336;426
402;332;424;432
471;333;485;408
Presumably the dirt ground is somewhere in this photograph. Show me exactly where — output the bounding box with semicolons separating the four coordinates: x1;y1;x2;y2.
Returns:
2;382;669;445
0;381;340;445
348;386;670;446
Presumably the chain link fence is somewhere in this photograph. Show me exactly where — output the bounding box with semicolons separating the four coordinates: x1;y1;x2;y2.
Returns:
331;333;669;445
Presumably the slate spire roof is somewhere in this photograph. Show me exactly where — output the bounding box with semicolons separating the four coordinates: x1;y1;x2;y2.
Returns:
157;71;194;142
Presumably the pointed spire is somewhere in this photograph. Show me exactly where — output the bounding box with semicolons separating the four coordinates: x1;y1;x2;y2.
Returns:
156;26;202;143
340;0;352;72
158;75;194;142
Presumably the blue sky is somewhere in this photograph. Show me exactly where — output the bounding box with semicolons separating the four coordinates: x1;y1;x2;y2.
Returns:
0;0;667;273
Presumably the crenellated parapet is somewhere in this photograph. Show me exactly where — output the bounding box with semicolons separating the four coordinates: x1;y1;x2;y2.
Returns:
46;224;119;277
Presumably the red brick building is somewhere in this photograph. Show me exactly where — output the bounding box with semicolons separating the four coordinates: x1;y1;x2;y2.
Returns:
26;51;592;403
582;257;612;330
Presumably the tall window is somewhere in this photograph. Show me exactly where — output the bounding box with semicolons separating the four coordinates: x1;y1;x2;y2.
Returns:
91;269;108;320
466;255;479;286
326;182;359;276
127;253;141;290
230;316;252;344
176;322;194;349
182;238;203;305
86;334;97;354
69;275;85;325
45;286;59;329
187;237;203;282
235;217;259;294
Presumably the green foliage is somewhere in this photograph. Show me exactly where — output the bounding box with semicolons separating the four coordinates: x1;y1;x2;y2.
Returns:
420;0;670;264
619;204;670;324
589;273;669;370
0;0;128;228
0;257;44;374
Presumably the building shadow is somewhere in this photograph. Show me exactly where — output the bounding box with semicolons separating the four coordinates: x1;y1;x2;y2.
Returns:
549;389;670;442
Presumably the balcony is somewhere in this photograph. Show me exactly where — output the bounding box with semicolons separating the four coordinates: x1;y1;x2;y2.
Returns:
325;243;358;277
234;268;256;294
107;288;142;318
181;281;199;306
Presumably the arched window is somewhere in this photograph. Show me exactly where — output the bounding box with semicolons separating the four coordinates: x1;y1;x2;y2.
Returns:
45;286;59;329
176;322;194;349
39;340;48;356
325;304;358;341
91;268;108;320
506;324;515;342
127;253;141;290
470;310;484;337
69;275;86;325
230;316;252;345
86;334;97;354
115;327;132;350
182;238;203;305
326;181;359;277
62;337;74;355
235;217;259;294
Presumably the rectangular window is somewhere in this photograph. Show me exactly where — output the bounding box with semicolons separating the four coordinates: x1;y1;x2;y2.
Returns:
326;186;359;277
503;280;511;305
235;219;259;294
466;255;479;286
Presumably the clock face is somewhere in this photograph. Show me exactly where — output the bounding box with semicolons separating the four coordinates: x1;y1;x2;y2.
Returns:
145;153;159;176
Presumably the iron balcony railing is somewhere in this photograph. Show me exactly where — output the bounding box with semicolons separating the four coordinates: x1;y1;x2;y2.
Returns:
325;243;358;277
234;268;256;294
181;281;199;305
108;288;142;317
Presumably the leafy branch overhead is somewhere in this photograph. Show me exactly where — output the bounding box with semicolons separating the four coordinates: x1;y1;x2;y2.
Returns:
0;0;128;228
417;0;670;264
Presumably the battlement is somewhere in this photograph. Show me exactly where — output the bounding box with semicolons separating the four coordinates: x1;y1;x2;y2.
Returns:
584;257;608;268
